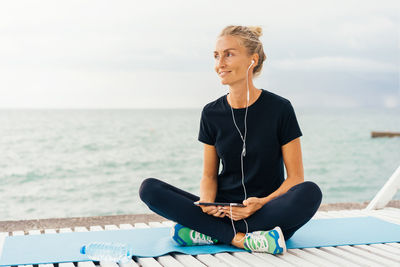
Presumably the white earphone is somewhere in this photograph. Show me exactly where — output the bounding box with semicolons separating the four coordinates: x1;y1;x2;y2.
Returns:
227;58;256;242
246;60;255;102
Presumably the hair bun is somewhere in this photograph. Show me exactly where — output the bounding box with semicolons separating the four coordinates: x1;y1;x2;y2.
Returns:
248;26;263;38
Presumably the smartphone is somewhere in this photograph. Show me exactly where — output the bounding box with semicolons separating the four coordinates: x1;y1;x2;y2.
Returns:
193;201;246;207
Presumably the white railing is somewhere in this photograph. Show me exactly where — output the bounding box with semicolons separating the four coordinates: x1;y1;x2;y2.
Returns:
365;165;400;210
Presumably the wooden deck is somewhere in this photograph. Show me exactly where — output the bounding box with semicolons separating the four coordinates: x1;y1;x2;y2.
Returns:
1;207;400;267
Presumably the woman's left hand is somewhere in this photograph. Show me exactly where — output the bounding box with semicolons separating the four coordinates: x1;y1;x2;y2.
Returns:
221;197;264;221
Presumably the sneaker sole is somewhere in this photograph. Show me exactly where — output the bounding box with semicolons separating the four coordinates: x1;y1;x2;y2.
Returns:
273;226;287;254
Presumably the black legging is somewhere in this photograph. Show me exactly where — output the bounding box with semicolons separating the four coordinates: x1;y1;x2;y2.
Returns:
139;178;322;244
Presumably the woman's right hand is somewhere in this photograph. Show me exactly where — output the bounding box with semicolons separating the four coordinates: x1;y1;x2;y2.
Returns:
199;204;226;218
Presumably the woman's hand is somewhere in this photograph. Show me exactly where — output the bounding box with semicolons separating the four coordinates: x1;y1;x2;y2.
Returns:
199;204;226;218
221;197;264;221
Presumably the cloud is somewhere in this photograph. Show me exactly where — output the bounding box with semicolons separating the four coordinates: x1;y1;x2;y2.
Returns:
383;94;400;108
272;57;398;73
0;0;398;108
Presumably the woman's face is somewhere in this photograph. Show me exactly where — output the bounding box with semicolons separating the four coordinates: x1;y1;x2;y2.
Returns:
214;35;253;86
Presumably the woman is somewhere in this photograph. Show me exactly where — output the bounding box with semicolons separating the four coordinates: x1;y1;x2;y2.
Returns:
140;25;322;255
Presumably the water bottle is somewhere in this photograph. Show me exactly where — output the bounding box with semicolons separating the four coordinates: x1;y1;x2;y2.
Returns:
80;242;133;263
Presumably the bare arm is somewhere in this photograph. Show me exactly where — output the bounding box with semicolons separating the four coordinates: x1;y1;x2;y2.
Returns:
198;143;226;217
199;143;219;202
260;137;304;205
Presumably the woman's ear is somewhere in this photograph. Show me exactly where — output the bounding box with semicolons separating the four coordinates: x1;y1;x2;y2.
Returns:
252;53;259;66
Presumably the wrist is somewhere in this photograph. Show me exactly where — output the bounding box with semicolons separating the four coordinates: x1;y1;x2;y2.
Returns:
260;196;270;206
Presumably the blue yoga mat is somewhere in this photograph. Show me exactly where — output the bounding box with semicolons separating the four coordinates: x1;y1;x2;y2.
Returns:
1;216;400;265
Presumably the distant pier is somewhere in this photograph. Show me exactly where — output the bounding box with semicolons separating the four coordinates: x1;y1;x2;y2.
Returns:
371;131;400;138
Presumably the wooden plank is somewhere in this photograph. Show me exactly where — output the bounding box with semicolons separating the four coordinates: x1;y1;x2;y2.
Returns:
232;251;281;266
99;262;119;267
311;212;323;219
249;252;295;266
369;243;400;256
155;255;185;267
377;208;400;218
161;220;175;227
28;230;41;235
89;225;103;231
301;248;360;266
104;225;120;230
362;210;400;224
100;261;119;267
314;211;330;218
135;257;163;267
195;254;231;266
214;252;251;267
77;261;96;267
148;221;169;228
172;253;206;267
134;222;149;228
287;248;337;266
384;207;400;212
335;245;399;266
44;229;57;234
275;251;319;267
320;246;381;266
325;210;361;218
372;209;400;223
12;230;25;236
342;210;368;217
354;244;400;262
385;242;400;248
330;209;367;217
119;224;134;229
74;226;88;232
59;228;73;233
119;260;140;267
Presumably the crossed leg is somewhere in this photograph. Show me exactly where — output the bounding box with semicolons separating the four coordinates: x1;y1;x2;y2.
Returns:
139;178;322;245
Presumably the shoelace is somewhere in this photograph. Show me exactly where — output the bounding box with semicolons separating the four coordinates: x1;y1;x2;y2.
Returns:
246;232;269;251
191;230;215;245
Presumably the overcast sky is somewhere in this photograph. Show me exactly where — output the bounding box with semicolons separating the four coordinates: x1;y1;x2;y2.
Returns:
0;0;398;109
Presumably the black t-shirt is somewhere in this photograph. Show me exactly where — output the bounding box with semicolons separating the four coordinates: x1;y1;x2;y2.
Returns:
198;89;302;202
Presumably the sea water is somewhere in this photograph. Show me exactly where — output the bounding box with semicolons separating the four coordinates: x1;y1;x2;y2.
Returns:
0;107;399;221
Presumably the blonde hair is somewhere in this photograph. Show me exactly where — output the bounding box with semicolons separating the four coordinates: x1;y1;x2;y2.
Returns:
218;25;267;78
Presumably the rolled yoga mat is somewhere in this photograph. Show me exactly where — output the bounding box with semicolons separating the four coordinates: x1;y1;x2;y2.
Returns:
1;216;400;265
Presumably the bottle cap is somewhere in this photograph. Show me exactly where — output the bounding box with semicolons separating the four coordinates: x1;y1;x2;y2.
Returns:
127;245;134;256
80;245;86;254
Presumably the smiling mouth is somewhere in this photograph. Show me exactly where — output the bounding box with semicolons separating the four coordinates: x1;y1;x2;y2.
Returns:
219;71;231;77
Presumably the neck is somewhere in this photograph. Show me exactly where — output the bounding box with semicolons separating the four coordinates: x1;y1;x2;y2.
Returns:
227;79;260;109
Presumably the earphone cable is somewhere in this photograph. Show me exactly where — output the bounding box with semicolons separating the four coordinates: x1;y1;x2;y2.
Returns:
228;62;252;242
